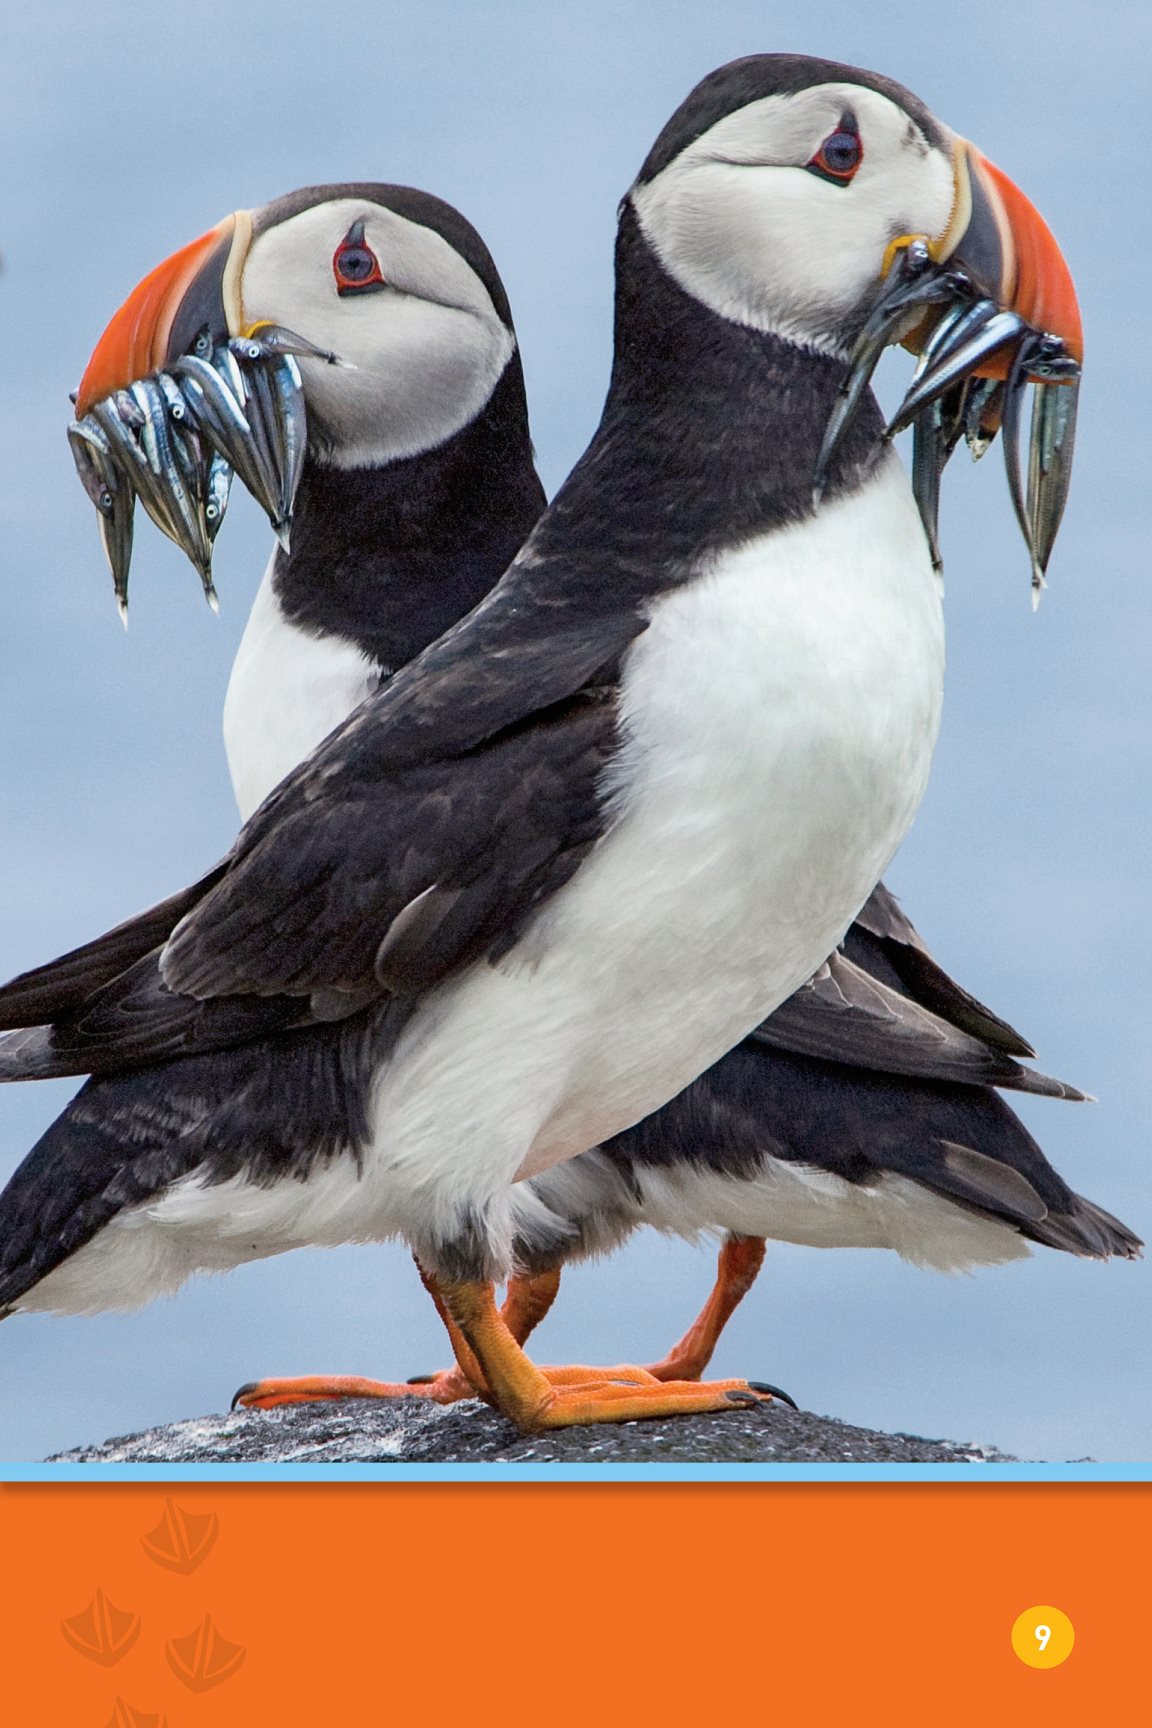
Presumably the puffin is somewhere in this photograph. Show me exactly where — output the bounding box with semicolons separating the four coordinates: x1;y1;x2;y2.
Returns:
57;177;1126;1418
0;57;1089;1433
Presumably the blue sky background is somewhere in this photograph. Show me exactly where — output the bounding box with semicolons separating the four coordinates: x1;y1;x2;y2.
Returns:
1;0;1148;1462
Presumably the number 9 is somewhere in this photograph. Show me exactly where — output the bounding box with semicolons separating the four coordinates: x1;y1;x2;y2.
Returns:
1035;1624;1052;1652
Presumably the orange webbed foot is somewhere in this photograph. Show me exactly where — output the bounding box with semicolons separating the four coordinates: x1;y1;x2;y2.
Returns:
231;1370;476;1411
438;1279;792;1433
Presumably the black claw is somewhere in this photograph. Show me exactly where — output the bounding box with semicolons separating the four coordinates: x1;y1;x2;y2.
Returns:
405;1373;436;1385
725;1389;760;1406
231;1381;260;1411
748;1380;799;1410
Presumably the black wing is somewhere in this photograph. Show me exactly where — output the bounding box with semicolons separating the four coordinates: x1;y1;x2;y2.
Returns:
749;885;1083;1099
848;881;1033;1055
161;680;618;1004
0;546;642;1077
606;1043;1139;1261
0;864;228;1032
0;700;624;1084
0;687;615;1076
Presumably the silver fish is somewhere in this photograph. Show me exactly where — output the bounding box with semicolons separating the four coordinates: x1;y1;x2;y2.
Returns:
158;371;227;606
963;378;1005;461
71;323;318;615
911;405;946;574
68;416;135;622
241;353;307;545
999;342;1044;600
170;354;269;516
213;341;249;411
887;309;1026;437
131;377;213;585
267;354;307;538
205;449;234;544
233;323;345;367
233;355;289;536
1026;378;1080;587
814;242;959;493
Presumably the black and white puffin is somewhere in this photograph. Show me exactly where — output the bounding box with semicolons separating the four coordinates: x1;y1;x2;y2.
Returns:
0;58;1092;1433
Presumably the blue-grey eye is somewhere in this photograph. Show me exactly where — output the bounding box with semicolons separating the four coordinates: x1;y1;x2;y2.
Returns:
332;221;385;296
808;127;863;185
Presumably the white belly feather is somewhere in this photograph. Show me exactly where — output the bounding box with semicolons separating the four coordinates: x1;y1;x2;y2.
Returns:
223;555;381;822
630;1163;1030;1272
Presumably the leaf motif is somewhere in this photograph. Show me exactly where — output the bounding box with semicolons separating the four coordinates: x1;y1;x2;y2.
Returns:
60;1588;141;1666
104;1700;168;1728
141;1500;220;1573
166;1615;246;1692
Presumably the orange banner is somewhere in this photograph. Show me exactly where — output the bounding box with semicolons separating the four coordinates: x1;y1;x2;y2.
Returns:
0;1482;1139;1722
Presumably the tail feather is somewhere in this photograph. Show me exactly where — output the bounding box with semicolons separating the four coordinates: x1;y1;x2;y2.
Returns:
0;1014;380;1314
0;863;226;1033
1026;1193;1143;1261
851;884;1036;1056
603;1041;1142;1264
754;950;1085;1099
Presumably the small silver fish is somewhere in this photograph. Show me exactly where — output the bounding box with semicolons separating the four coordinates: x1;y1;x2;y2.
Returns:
68;416;136;622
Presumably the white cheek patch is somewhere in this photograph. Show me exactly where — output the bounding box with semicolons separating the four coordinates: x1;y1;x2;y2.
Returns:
241;199;515;465
297;296;515;468
633;84;956;353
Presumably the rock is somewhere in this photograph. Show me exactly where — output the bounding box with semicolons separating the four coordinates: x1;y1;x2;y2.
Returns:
50;1398;1014;1464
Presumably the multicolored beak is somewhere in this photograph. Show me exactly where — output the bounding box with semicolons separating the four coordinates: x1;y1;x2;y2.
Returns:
937;143;1082;356
69;213;333;621
74;214;251;418
816;140;1083;598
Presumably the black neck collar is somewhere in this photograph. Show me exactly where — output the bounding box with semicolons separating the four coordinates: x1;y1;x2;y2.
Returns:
518;205;885;614
274;351;545;669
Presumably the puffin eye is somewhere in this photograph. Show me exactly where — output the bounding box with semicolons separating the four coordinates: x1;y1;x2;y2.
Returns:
333;221;386;296
807;122;863;186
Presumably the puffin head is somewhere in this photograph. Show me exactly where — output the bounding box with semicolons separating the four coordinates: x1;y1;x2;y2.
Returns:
628;55;1083;586
71;185;522;614
630;54;1079;362
77;183;519;462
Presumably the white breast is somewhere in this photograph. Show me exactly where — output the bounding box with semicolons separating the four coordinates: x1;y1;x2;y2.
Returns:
516;449;945;1162
223;555;381;821
349;451;945;1242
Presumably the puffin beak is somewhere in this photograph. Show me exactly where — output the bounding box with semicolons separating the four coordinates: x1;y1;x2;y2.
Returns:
74;213;250;417
69;212;326;620
816;142;1082;596
928;141;1083;373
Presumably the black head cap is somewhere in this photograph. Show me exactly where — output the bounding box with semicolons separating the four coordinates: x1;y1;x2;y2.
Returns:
252;183;517;329
635;54;947;186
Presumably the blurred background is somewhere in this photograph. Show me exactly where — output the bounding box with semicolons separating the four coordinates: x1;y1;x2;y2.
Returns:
1;0;1148;1462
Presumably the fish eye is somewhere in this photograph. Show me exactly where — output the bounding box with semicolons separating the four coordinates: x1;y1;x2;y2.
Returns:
333;221;386;296
807;121;863;186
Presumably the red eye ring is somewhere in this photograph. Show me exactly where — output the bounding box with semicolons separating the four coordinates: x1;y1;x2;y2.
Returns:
333;220;386;295
807;124;863;187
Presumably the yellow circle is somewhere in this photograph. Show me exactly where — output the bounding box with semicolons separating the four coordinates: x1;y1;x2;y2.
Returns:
1011;1606;1075;1669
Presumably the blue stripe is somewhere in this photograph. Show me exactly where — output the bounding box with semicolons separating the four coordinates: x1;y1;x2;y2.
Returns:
1;1461;1147;1482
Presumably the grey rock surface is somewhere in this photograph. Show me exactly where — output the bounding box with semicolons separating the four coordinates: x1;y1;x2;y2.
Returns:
50;1397;1014;1464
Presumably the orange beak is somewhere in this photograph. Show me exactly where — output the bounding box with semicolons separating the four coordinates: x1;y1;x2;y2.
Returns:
75;212;252;416
936;139;1083;372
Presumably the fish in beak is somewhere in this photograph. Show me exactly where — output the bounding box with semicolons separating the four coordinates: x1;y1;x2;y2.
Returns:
70;214;338;620
815;140;1082;600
